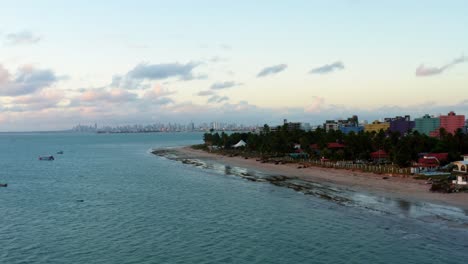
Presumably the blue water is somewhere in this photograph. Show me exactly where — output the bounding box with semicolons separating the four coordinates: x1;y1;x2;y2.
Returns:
0;132;467;264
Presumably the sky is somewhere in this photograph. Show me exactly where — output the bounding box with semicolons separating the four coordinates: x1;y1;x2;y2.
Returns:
0;0;467;131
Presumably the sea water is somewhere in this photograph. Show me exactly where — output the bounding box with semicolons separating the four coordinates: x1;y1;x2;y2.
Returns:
0;132;467;264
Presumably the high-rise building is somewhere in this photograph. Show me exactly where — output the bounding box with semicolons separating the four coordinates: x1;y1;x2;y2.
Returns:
323;115;360;133
339;126;364;134
439;111;465;135
364;120;390;133
301;123;312;131
414;114;440;136
386;115;415;135
323;120;340;132
286;122;302;131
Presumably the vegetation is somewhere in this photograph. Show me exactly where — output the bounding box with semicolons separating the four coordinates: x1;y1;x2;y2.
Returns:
190;144;208;150
203;125;468;167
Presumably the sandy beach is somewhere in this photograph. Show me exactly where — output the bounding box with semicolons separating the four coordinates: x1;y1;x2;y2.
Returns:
173;147;468;210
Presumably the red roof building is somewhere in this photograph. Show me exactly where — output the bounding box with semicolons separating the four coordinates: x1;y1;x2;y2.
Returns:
415;153;448;167
311;143;346;150
310;144;319;150
370;150;388;159
327;142;346;149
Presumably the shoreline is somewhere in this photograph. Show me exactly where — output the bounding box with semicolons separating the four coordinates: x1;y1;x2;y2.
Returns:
171;146;468;211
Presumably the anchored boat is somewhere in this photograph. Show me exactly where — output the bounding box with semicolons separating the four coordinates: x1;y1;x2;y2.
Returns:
39;156;54;161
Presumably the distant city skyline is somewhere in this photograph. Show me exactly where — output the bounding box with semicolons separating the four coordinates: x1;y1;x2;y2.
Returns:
71;121;258;133
1;1;467;131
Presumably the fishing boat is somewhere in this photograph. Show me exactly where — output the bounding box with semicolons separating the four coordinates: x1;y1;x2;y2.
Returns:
39;156;54;161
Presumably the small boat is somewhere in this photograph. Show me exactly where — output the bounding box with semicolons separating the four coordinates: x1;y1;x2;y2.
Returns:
56;151;64;154
39;156;54;161
0;183;7;187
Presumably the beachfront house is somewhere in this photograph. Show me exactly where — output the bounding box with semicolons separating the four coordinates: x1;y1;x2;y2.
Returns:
411;153;448;174
310;142;346;160
370;150;389;163
452;155;468;185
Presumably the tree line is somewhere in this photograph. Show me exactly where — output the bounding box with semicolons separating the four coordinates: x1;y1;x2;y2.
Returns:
203;124;468;167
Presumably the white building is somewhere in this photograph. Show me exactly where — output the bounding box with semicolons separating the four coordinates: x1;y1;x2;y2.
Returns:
452;155;468;185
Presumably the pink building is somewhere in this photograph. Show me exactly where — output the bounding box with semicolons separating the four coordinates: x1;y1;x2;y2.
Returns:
439;111;465;135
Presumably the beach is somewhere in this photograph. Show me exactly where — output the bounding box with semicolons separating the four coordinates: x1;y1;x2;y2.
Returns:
173;147;468;210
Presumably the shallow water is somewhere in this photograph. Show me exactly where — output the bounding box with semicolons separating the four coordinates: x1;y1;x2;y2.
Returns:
0;132;467;264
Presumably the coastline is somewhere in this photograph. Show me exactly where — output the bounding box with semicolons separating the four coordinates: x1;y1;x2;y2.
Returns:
171;146;468;211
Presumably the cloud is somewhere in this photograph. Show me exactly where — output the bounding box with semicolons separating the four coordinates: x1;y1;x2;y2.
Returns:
305;96;325;113
415;65;444;76
111;61;205;89
6;88;65;112
207;95;229;103
78;88;138;104
221;100;257;112
5;91;468;132
197;90;215;96
220;44;231;50
147;97;174;105
309;61;344;74
142;85;174;105
144;84;175;97
210;81;242;90
416;55;467;77
5;31;41;45
209;56;228;63
178;73;208;81
0;65;10;83
0;65;60;96
128;62;200;80
257;64;287;78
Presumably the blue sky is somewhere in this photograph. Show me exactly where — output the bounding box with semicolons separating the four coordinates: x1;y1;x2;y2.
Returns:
0;0;467;131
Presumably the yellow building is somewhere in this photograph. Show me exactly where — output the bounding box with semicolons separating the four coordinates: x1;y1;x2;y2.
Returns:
364;120;390;133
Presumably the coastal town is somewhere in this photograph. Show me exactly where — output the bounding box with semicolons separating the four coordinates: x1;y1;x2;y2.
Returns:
2;1;468;262
200;111;468;193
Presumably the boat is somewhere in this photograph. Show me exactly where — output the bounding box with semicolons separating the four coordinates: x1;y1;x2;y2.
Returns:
56;151;64;154
0;183;7;187
39;156;54;161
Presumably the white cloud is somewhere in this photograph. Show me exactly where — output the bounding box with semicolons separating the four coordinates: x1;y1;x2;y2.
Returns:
416;55;467;77
4;31;41;45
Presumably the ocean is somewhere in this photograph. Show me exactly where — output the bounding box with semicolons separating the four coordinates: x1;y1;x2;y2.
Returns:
0;132;467;264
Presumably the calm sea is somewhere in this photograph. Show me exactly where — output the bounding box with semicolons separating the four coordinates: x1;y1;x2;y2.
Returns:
0;132;467;264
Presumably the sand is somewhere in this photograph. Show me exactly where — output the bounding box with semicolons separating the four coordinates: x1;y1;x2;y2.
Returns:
176;147;468;210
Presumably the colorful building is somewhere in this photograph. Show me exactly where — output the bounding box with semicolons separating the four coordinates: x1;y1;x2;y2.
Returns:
364;120;390;133
414;114;440;136
323;115;359;132
439;111;465;135
452;155;468;185
385;115;415;135
339;126;364;134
